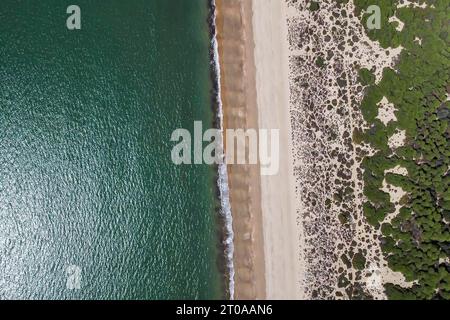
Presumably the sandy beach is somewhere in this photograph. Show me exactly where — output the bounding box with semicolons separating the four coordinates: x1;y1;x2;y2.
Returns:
252;0;304;299
216;0;303;299
216;0;266;299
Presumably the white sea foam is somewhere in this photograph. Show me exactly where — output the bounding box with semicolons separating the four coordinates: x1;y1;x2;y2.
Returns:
210;0;235;300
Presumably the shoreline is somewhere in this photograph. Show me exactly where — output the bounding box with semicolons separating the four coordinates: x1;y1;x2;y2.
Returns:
215;0;266;299
216;0;304;299
208;0;235;299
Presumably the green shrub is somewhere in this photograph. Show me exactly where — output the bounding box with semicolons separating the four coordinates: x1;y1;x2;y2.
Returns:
358;68;375;86
352;252;366;270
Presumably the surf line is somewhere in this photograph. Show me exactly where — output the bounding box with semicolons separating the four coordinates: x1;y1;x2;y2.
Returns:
208;0;235;300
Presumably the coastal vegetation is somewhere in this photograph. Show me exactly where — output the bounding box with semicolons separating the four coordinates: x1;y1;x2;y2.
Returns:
309;1;320;11
354;0;450;299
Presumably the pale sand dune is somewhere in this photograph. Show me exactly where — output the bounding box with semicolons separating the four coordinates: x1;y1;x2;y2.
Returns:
388;15;405;32
252;0;305;299
376;97;397;126
282;0;404;299
388;129;407;149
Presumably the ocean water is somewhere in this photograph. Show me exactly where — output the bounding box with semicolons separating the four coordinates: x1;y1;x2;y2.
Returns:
0;0;224;299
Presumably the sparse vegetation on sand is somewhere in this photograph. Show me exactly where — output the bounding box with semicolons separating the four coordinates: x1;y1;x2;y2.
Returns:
354;0;450;299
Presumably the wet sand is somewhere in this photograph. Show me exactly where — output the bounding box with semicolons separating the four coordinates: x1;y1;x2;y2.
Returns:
216;0;303;299
216;0;266;299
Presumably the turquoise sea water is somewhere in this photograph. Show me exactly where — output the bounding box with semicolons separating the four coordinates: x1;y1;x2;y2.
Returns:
0;0;223;299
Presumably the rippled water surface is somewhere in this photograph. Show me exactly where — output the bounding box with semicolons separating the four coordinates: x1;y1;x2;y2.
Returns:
0;0;222;299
